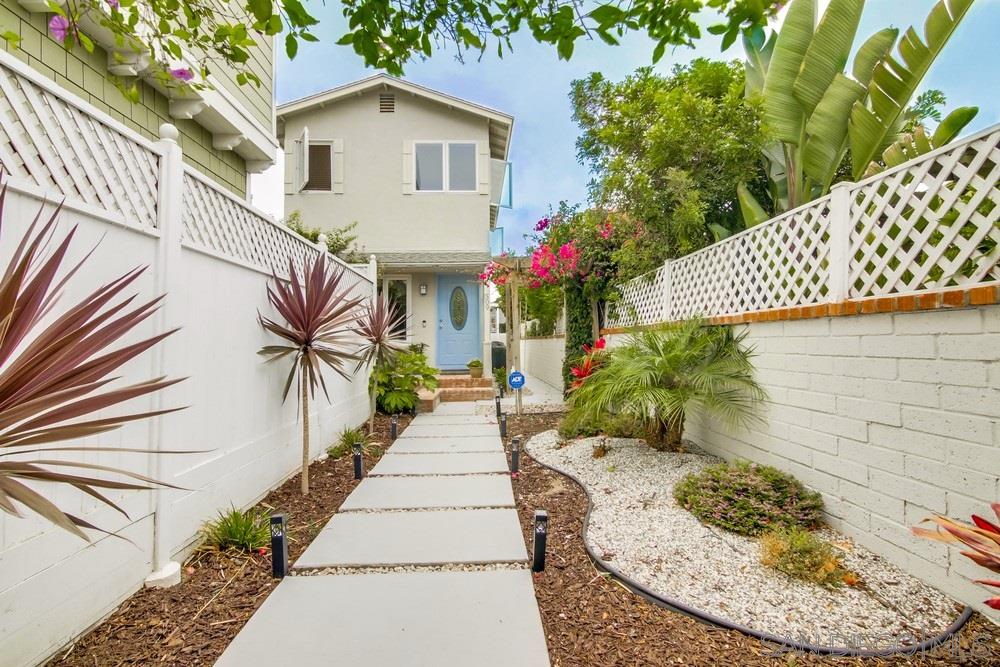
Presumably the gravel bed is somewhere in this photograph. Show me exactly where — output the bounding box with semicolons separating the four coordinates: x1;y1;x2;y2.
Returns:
526;430;964;647
293;562;527;576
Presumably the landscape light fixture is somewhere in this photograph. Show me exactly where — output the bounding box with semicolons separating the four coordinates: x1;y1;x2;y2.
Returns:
494;394;501;418
511;437;520;475
352;443;364;480
532;510;548;573
390;414;398;440
270;513;289;578
500;413;507;438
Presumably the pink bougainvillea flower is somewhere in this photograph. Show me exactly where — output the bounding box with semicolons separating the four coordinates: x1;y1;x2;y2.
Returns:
48;15;70;43
534;217;550;232
169;67;195;82
599;221;613;240
106;0;120;7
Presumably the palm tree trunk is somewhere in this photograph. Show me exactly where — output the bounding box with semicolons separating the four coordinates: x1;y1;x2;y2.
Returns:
367;387;376;434
301;372;310;496
666;418;683;450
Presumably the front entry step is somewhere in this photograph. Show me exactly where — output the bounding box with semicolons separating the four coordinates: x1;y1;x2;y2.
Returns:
436;374;492;389
440;386;495;402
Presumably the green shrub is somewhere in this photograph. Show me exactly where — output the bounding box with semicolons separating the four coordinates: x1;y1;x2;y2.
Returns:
558;411;644;440
202;505;270;552
760;528;854;588
673;460;823;536
562;281;593;392
493;366;508;392
371;349;438;414
327;426;378;459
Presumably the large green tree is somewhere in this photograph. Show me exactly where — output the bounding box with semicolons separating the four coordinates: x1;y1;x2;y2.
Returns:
571;60;768;272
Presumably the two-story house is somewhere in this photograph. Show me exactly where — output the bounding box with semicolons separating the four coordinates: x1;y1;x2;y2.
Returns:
277;75;513;371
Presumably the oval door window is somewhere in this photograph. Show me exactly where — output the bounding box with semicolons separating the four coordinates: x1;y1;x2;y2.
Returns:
449;287;468;330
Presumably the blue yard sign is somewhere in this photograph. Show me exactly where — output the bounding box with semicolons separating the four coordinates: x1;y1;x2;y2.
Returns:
508;370;525;390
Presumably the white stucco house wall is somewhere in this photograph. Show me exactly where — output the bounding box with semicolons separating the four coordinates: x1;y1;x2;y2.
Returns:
277;75;513;370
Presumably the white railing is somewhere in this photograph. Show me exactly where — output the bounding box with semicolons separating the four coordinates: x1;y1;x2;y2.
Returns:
606;124;1000;328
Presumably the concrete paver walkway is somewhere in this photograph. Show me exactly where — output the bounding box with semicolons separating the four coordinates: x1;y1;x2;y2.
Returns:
215;571;547;667
215;403;549;666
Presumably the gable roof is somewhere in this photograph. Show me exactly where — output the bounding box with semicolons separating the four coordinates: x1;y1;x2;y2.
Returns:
276;74;513;160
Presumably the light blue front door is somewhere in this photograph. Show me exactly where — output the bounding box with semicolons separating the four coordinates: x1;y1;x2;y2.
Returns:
436;274;481;370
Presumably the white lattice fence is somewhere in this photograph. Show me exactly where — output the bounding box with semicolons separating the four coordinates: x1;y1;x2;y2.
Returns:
606;265;670;328
849;127;1000;298
608;124;1000;328
0;57;160;229
181;169;371;292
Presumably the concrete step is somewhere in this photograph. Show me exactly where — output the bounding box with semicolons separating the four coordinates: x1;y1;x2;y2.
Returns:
436;374;493;389
339;475;514;511
417;387;441;412
293;509;527;568
214;571;550;667
370;452;509;476
390;436;503;454
440;386;495;402
401;423;500;438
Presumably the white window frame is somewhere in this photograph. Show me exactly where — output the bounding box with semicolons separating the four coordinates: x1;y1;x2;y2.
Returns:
413;141;478;193
301;140;333;193
382;275;412;341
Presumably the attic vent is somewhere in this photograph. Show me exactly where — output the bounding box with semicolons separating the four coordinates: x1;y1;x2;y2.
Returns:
379;93;395;113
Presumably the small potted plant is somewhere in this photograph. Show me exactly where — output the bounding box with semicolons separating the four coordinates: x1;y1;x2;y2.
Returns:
467;358;483;378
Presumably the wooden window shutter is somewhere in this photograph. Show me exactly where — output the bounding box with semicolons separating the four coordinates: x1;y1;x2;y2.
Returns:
478;141;490;195
305;144;332;191
402;140;414;194
294;125;309;191
332;139;345;194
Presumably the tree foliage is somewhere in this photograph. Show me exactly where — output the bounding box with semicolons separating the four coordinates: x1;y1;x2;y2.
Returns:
9;0;785;94
571;60;768;271
740;0;974;218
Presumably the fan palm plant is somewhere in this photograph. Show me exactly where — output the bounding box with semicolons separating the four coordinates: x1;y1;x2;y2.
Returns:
567;319;766;450
354;294;407;433
258;255;364;495
0;182;184;540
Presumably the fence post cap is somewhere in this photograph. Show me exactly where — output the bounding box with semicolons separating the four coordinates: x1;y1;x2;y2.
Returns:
158;123;179;142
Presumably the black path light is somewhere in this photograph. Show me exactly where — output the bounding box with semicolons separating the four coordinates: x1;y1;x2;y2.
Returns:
510;437;520;475
353;442;364;480
499;413;507;438
390;414;398;441
494;394;501;418
532;510;548;573
270;513;289;578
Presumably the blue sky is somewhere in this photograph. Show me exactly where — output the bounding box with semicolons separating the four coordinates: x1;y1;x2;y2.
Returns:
275;1;999;253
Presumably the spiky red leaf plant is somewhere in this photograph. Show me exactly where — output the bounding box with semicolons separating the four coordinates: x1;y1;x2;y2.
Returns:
0;182;184;541
354;294;407;433
913;502;1000;609
258;255;364;495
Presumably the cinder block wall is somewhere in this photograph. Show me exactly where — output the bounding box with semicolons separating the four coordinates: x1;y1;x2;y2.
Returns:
684;304;1000;619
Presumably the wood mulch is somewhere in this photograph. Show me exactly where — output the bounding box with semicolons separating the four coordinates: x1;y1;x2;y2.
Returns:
47;413;411;667
505;412;1000;667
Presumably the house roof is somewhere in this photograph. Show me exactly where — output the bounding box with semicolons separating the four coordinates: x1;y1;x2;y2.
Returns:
276;74;514;160
374;251;491;268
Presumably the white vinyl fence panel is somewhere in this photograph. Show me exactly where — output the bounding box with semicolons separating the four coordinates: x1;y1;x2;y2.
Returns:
0;52;373;667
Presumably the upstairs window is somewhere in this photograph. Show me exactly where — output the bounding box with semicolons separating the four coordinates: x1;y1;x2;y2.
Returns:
304;143;331;191
414;141;477;192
